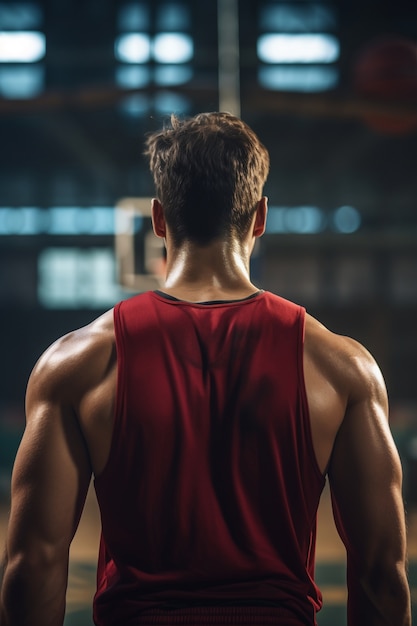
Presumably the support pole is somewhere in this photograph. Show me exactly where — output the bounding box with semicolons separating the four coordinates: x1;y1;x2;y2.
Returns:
217;0;241;117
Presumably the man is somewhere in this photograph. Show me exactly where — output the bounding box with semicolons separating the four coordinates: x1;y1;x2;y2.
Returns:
0;112;411;625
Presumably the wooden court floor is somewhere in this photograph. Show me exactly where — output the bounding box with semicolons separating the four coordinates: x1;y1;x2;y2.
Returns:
1;481;416;625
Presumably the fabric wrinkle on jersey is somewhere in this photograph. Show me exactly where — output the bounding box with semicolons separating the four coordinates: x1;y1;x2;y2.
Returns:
93;290;325;626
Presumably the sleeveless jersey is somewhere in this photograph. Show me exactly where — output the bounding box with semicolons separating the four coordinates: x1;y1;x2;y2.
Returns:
93;290;325;625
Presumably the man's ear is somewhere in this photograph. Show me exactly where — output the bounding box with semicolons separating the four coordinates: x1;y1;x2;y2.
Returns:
151;198;166;238
253;196;268;238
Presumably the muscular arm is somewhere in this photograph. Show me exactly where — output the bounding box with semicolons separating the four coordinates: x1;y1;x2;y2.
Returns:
328;346;411;626
0;335;93;626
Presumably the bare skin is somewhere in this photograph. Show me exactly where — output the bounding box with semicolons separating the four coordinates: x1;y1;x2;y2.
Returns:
0;198;411;625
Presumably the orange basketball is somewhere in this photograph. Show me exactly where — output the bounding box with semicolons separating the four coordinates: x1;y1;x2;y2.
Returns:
352;36;417;134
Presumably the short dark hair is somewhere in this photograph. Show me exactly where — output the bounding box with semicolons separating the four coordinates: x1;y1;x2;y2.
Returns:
145;112;270;246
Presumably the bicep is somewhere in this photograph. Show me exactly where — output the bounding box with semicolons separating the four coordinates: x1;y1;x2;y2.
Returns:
7;386;91;563
328;376;406;570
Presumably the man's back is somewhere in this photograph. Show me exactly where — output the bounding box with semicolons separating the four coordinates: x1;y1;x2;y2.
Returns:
93;290;324;625
0;284;410;625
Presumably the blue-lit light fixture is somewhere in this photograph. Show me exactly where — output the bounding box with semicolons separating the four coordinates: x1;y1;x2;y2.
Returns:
257;33;339;64
153;33;193;63
0;31;45;62
115;33;151;63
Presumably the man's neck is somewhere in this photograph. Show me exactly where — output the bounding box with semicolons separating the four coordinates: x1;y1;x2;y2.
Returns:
161;239;258;303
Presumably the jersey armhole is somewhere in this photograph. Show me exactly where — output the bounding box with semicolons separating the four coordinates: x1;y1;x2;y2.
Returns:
94;301;126;483
297;307;326;484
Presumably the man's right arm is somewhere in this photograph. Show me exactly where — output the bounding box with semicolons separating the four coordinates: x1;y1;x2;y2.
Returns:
328;342;411;626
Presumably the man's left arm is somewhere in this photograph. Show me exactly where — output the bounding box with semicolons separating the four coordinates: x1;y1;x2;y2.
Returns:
0;340;92;626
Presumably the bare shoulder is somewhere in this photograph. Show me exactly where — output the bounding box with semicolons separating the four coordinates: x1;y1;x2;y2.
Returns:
304;312;387;407
27;309;116;404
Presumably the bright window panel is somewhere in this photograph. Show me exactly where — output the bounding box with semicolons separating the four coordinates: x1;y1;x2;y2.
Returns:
259;65;338;91
154;91;191;114
259;4;337;33
119;93;151;117
0;64;43;97
48;207;85;235
115;33;151;63
0;31;45;62
0;207;116;235
154;65;192;86
117;3;149;31
332;206;361;233
48;207;115;235
0;3;43;29
0;207;41;234
257;33;339;64
116;65;150;88
38;248;124;309
266;206;325;234
153;33;193;63
156;4;190;30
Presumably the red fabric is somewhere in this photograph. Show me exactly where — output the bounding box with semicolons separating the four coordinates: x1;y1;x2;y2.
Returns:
93;291;325;625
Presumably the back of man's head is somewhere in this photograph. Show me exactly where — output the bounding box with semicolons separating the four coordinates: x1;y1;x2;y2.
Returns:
145;112;270;247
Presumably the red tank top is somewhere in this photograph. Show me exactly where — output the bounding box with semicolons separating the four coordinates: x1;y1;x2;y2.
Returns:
93;290;325;626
